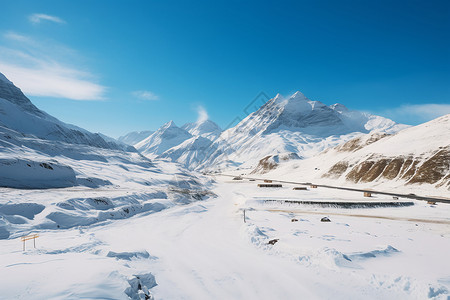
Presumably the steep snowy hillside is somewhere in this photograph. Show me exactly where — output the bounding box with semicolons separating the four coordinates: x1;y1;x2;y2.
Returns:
159;135;218;169
198;91;407;172
97;133;136;152
118;130;154;145
0;71;213;242
0;72;121;149
261;114;450;196
134;121;192;159
182;119;222;140
0;72;208;194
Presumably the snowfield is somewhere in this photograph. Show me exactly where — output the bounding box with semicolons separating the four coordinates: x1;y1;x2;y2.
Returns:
1;176;449;299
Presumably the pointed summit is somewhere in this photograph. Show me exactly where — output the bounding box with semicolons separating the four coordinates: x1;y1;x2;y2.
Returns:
135;121;192;158
272;93;284;103
182;119;222;140
162;120;177;129
289;91;308;101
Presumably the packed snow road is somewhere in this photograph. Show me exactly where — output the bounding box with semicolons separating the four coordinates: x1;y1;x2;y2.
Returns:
0;176;449;299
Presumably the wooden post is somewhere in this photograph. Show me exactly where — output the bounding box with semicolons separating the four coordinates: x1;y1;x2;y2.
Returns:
21;234;39;251
244;209;246;223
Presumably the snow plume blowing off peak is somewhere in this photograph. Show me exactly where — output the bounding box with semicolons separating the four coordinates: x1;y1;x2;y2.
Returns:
196;105;208;123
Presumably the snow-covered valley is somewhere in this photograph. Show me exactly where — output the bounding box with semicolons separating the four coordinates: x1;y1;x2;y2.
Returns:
1;176;449;299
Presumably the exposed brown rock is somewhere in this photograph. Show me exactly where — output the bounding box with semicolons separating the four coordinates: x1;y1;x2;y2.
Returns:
381;158;404;180
408;149;450;184
337;137;362;152
436;174;450;189
346;161;375;183
336;133;388;153
360;159;389;182
401;160;419;181
322;161;349;179
251;153;300;174
251;155;277;174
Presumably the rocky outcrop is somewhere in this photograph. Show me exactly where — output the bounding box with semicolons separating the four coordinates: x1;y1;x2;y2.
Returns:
251;153;301;174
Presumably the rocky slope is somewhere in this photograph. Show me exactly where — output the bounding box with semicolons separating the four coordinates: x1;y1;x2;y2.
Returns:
260;114;450;196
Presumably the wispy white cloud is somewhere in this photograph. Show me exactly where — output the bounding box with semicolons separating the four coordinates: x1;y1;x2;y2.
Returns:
132;90;159;101
380;103;450;124
29;13;65;24
196;105;208;123
0;62;105;100
0;32;106;100
3;32;33;43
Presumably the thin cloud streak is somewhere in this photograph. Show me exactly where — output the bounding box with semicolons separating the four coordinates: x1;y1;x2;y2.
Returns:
132;90;159;101
380;104;450;125
29;13;65;24
0;33;106;100
0;62;105;100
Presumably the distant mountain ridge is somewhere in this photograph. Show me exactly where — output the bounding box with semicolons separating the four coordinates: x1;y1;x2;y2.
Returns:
131;91;407;172
134;121;193;158
118;130;154;145
133;119;222;162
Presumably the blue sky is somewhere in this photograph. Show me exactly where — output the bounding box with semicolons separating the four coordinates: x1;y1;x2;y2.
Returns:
0;0;449;137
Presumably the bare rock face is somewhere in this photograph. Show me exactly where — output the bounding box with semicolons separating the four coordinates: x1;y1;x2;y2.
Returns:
320;115;450;191
341;148;450;187
407;149;450;185
323;161;349;179
336;133;389;153
252;152;301;174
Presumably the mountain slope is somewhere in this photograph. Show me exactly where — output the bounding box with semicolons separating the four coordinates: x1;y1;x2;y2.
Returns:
134;121;192;159
197;91;407;171
181;119;222;141
159;135;218;169
118;130;154;145
261;114;450;196
0;72;123;149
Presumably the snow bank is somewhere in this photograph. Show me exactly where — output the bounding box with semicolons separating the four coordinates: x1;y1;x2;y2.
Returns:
0;158;76;188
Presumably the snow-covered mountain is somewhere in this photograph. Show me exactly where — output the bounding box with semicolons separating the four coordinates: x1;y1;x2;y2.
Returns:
0;72;207;192
0;72;123;149
134;121;193;159
159;135;218;169
197;91;408;172
181;119;222;141
118;130;154;145
260;114;450;196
